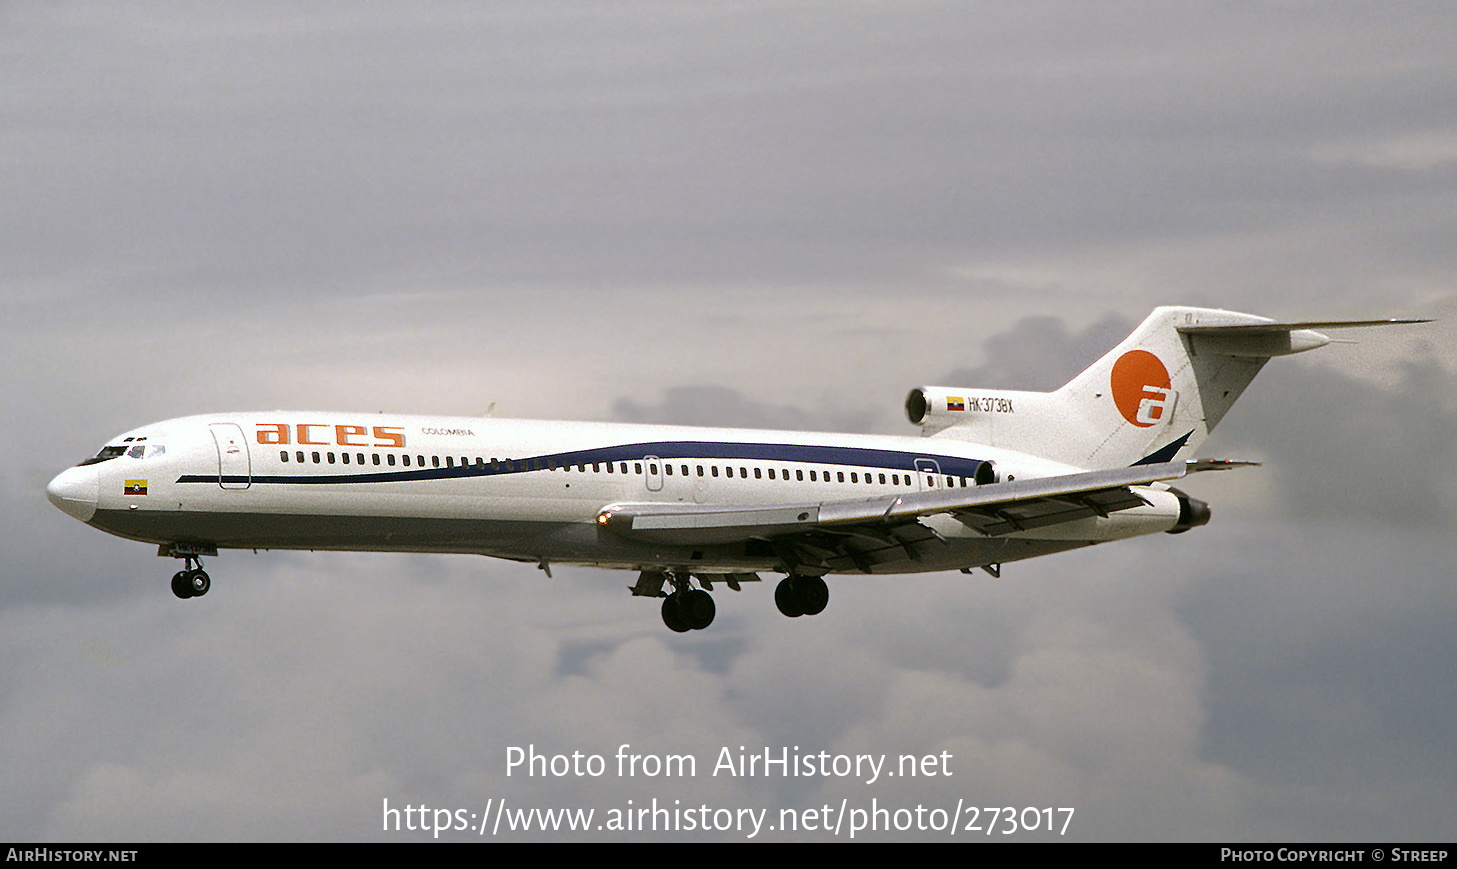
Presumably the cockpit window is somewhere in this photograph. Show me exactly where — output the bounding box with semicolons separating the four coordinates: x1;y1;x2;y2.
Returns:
79;446;128;466
78;443;165;466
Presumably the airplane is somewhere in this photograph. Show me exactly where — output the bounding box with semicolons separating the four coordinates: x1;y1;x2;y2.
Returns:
45;306;1423;631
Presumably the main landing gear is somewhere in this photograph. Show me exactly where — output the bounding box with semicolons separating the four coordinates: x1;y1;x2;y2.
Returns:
633;571;718;632
632;570;829;631
774;574;828;619
161;543;217;600
662;588;716;633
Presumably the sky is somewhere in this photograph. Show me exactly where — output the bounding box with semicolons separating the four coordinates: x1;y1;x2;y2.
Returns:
3;1;1455;841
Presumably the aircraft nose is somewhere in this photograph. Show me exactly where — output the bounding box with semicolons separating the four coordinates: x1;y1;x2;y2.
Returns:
46;465;99;523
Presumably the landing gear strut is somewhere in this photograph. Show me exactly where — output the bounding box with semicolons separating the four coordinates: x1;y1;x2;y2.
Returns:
774;574;828;618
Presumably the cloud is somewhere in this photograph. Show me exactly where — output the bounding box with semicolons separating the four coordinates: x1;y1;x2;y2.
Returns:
937;313;1138;391
613;384;875;433
1308;131;1457;171
1217;342;1457;528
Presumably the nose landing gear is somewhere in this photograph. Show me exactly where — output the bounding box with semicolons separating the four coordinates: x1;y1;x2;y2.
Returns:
161;542;217;600
171;566;211;599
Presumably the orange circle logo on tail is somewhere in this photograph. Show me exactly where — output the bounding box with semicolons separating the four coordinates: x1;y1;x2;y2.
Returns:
1111;350;1172;427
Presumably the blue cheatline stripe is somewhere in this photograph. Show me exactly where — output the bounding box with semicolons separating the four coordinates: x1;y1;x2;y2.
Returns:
178;440;990;486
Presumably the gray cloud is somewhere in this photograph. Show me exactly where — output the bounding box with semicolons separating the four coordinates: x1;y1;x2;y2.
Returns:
1216;339;1457;528
613;384;875;433
9;3;1455;299
938;313;1138;391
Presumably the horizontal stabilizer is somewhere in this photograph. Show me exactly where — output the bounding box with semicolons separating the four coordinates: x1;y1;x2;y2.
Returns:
1177;315;1432;357
1177;318;1431;334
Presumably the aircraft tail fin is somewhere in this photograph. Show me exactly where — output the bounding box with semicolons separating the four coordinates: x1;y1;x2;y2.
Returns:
908;307;1426;468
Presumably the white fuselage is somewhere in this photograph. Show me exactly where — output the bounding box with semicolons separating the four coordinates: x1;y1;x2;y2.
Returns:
47;411;1185;577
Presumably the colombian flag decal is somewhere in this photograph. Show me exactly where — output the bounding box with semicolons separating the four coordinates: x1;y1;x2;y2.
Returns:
124;479;148;496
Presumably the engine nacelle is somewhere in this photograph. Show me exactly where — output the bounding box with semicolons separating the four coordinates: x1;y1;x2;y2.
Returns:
1166;487;1211;534
905;387;979;435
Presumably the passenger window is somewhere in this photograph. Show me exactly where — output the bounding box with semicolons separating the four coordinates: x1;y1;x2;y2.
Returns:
341;453;350;464
312;452;321;463
403;455;411;467
387;454;396;466
753;468;762;479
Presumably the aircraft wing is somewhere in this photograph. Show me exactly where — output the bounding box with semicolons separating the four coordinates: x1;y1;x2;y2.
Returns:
597;459;1246;547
